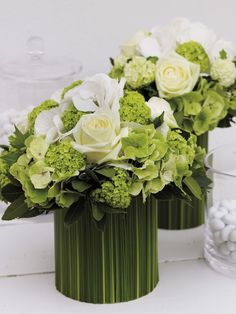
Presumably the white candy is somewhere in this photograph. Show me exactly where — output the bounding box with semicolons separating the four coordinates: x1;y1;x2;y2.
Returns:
226;241;236;252
213;231;224;244
219;243;230;256
220;200;231;208
210;218;225;231
221;225;236;242
222;214;236;225
231;252;236;260
213;210;227;219
209;206;217;218
229;230;236;242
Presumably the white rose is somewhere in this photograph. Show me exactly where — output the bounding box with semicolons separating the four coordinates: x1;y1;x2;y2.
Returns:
120;31;149;58
155;52;200;99
146;97;178;128
72;109;127;164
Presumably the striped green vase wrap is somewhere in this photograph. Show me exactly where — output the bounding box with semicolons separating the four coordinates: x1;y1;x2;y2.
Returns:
54;196;159;303
158;133;209;230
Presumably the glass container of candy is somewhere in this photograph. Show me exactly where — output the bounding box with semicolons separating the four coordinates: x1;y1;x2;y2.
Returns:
205;144;236;277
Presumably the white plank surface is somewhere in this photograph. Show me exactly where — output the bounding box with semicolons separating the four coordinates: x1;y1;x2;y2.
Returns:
0;260;235;314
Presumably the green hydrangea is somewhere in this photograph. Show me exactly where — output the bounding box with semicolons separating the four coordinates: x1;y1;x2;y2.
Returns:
61;80;83;99
10;155;49;205
0;154;9;198
121;124;168;162
28;99;58;130
61;104;86;131
176;41;210;73
193;90;228;135
124;56;156;89
119;91;151;124
91;168;131;209
45;140;86;181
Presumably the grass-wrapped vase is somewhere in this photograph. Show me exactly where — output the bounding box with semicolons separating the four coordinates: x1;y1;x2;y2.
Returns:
54;196;159;304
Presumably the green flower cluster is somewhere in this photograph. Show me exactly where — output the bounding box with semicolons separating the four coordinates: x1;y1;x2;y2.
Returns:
176;41;210;73
0;154;9;199
119;91;151;124
61;104;85;131
45;140;86;181
28;99;58;130
124;56;156;89
91;168;131;209
121;124;168;162
211;58;236;87
171;78;229;135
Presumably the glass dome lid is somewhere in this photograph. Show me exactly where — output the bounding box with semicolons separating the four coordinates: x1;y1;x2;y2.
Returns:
0;36;82;82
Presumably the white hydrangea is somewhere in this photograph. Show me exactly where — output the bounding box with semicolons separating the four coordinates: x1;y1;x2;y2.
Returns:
211;58;236;87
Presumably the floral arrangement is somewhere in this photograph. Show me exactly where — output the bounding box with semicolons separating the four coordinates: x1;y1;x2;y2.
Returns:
0;73;205;227
110;18;236;135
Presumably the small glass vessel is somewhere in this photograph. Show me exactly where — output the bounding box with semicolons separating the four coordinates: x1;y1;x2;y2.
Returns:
0;36;82;111
204;144;236;277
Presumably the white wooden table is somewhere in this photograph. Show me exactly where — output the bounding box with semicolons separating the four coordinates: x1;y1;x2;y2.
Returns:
0;214;235;314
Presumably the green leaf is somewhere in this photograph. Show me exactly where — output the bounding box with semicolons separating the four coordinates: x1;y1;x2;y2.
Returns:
219;49;227;60
147;56;158;64
72;180;92;192
9;126;30;149
20;208;44;218
95;168;116;178
2;195;29;220
153;112;164;128
193;175;212;190
0;144;9;151
84;169;100;184
1;150;23;167
109;57;115;66
183;176;202;200
1;184;23;202
64;198;87;226
93;214;107;232
91;202;105;221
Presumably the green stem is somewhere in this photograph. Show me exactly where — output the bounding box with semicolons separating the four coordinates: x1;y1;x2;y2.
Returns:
54;196;159;303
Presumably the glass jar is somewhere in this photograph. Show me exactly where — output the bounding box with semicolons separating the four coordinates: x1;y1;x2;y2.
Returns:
204;144;236;277
0;36;82;111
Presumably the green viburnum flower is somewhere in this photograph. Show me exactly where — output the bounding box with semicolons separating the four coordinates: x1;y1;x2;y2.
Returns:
91;168;131;209
124;56;156;89
61;80;83;99
61;104;86;131
0;154;10;199
45;140;86;181
28;99;58;130
26;136;49;161
28;161;52;189
163;131;197;187
10;155;49;205
119;91;151;124
176;41;210;73
211;58;236;87
121;124;168;162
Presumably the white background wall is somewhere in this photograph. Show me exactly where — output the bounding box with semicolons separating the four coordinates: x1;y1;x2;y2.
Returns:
0;0;235;148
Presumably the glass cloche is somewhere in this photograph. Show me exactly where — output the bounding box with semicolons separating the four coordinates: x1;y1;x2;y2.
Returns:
0;36;82;111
